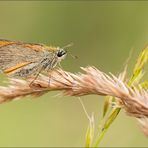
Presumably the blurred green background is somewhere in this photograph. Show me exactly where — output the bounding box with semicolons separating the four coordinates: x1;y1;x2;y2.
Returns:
0;1;148;147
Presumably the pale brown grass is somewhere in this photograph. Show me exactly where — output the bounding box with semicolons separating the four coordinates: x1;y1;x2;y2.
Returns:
0;67;147;135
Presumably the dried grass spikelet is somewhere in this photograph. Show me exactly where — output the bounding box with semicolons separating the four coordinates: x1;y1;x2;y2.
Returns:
0;66;147;116
0;66;148;134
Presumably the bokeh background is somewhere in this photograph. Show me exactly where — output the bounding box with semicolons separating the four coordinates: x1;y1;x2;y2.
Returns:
0;1;147;147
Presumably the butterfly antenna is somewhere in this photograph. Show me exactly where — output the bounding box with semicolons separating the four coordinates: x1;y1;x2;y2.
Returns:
62;42;78;59
62;42;74;49
69;53;78;59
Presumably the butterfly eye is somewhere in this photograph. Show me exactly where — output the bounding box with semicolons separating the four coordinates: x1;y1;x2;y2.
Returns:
57;49;67;57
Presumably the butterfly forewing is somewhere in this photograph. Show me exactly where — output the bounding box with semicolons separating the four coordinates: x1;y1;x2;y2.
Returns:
0;40;56;77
